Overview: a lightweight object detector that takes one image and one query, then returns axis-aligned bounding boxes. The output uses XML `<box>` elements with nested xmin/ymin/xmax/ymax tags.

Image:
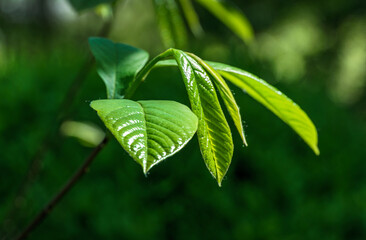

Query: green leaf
<box><xmin>172</xmin><ymin>49</ymin><xmax>233</xmax><ymax>186</ymax></box>
<box><xmin>187</xmin><ymin>53</ymin><xmax>247</xmax><ymax>146</ymax></box>
<box><xmin>178</xmin><ymin>0</ymin><xmax>203</xmax><ymax>37</ymax></box>
<box><xmin>153</xmin><ymin>0</ymin><xmax>188</xmax><ymax>48</ymax></box>
<box><xmin>68</xmin><ymin>0</ymin><xmax>114</xmax><ymax>11</ymax></box>
<box><xmin>60</xmin><ymin>121</ymin><xmax>105</xmax><ymax>147</ymax></box>
<box><xmin>194</xmin><ymin>0</ymin><xmax>254</xmax><ymax>44</ymax></box>
<box><xmin>89</xmin><ymin>37</ymin><xmax>149</xmax><ymax>99</ymax></box>
<box><xmin>90</xmin><ymin>99</ymin><xmax>198</xmax><ymax>173</ymax></box>
<box><xmin>210</xmin><ymin>62</ymin><xmax>319</xmax><ymax>155</ymax></box>
<box><xmin>155</xmin><ymin>59</ymin><xmax>319</xmax><ymax>154</ymax></box>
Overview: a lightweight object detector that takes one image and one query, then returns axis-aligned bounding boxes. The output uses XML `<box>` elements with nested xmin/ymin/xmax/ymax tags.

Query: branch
<box><xmin>0</xmin><ymin>20</ymin><xmax>114</xmax><ymax>237</ymax></box>
<box><xmin>14</xmin><ymin>137</ymin><xmax>109</xmax><ymax>240</ymax></box>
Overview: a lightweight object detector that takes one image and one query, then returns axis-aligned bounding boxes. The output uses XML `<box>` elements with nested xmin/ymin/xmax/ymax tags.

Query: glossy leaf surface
<box><xmin>68</xmin><ymin>0</ymin><xmax>114</xmax><ymax>11</ymax></box>
<box><xmin>194</xmin><ymin>0</ymin><xmax>254</xmax><ymax>44</ymax></box>
<box><xmin>210</xmin><ymin>62</ymin><xmax>319</xmax><ymax>155</ymax></box>
<box><xmin>90</xmin><ymin>99</ymin><xmax>198</xmax><ymax>173</ymax></box>
<box><xmin>172</xmin><ymin>49</ymin><xmax>233</xmax><ymax>186</ymax></box>
<box><xmin>187</xmin><ymin>53</ymin><xmax>247</xmax><ymax>145</ymax></box>
<box><xmin>155</xmin><ymin>59</ymin><xmax>319</xmax><ymax>154</ymax></box>
<box><xmin>89</xmin><ymin>37</ymin><xmax>149</xmax><ymax>99</ymax></box>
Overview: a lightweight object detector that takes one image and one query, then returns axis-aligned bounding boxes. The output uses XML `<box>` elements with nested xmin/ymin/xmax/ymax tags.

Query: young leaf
<box><xmin>90</xmin><ymin>99</ymin><xmax>198</xmax><ymax>173</ymax></box>
<box><xmin>209</xmin><ymin>62</ymin><xmax>319</xmax><ymax>155</ymax></box>
<box><xmin>155</xmin><ymin>59</ymin><xmax>319</xmax><ymax>154</ymax></box>
<box><xmin>187</xmin><ymin>53</ymin><xmax>247</xmax><ymax>146</ymax></box>
<box><xmin>172</xmin><ymin>49</ymin><xmax>233</xmax><ymax>186</ymax></box>
<box><xmin>153</xmin><ymin>0</ymin><xmax>188</xmax><ymax>48</ymax></box>
<box><xmin>194</xmin><ymin>0</ymin><xmax>254</xmax><ymax>44</ymax></box>
<box><xmin>89</xmin><ymin>37</ymin><xmax>149</xmax><ymax>99</ymax></box>
<box><xmin>68</xmin><ymin>0</ymin><xmax>114</xmax><ymax>12</ymax></box>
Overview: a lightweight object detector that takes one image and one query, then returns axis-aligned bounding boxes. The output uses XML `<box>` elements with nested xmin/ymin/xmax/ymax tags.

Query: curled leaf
<box><xmin>89</xmin><ymin>37</ymin><xmax>149</xmax><ymax>99</ymax></box>
<box><xmin>172</xmin><ymin>49</ymin><xmax>233</xmax><ymax>186</ymax></box>
<box><xmin>187</xmin><ymin>53</ymin><xmax>247</xmax><ymax>146</ymax></box>
<box><xmin>155</xmin><ymin>58</ymin><xmax>319</xmax><ymax>155</ymax></box>
<box><xmin>210</xmin><ymin>62</ymin><xmax>319</xmax><ymax>155</ymax></box>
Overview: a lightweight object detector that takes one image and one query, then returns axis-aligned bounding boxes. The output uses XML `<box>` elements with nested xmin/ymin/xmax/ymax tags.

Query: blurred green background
<box><xmin>1</xmin><ymin>0</ymin><xmax>366</xmax><ymax>239</ymax></box>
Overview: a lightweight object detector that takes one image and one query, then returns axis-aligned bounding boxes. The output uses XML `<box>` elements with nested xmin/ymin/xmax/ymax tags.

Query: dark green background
<box><xmin>1</xmin><ymin>0</ymin><xmax>366</xmax><ymax>239</ymax></box>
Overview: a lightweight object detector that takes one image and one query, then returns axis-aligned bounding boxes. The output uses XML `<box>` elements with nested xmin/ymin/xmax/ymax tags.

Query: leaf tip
<box><xmin>216</xmin><ymin>177</ymin><xmax>224</xmax><ymax>187</ymax></box>
<box><xmin>143</xmin><ymin>163</ymin><xmax>154</xmax><ymax>176</ymax></box>
<box><xmin>242</xmin><ymin>135</ymin><xmax>248</xmax><ymax>147</ymax></box>
<box><xmin>143</xmin><ymin>165</ymin><xmax>148</xmax><ymax>175</ymax></box>
<box><xmin>88</xmin><ymin>36</ymin><xmax>101</xmax><ymax>47</ymax></box>
<box><xmin>89</xmin><ymin>100</ymin><xmax>99</xmax><ymax>111</ymax></box>
<box><xmin>313</xmin><ymin>145</ymin><xmax>320</xmax><ymax>156</ymax></box>
<box><xmin>216</xmin><ymin>175</ymin><xmax>224</xmax><ymax>187</ymax></box>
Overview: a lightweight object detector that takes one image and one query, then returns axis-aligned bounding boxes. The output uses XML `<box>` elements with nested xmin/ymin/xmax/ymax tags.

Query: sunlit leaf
<box><xmin>194</xmin><ymin>0</ymin><xmax>254</xmax><ymax>44</ymax></box>
<box><xmin>172</xmin><ymin>49</ymin><xmax>233</xmax><ymax>186</ymax></box>
<box><xmin>153</xmin><ymin>0</ymin><xmax>188</xmax><ymax>48</ymax></box>
<box><xmin>209</xmin><ymin>62</ymin><xmax>319</xmax><ymax>155</ymax></box>
<box><xmin>89</xmin><ymin>37</ymin><xmax>149</xmax><ymax>99</ymax></box>
<box><xmin>90</xmin><ymin>99</ymin><xmax>198</xmax><ymax>173</ymax></box>
<box><xmin>68</xmin><ymin>0</ymin><xmax>114</xmax><ymax>11</ymax></box>
<box><xmin>155</xmin><ymin>58</ymin><xmax>319</xmax><ymax>154</ymax></box>
<box><xmin>187</xmin><ymin>53</ymin><xmax>247</xmax><ymax>145</ymax></box>
<box><xmin>60</xmin><ymin>121</ymin><xmax>105</xmax><ymax>147</ymax></box>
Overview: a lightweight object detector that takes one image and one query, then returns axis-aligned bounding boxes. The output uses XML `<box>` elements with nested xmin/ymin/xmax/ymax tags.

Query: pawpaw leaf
<box><xmin>90</xmin><ymin>99</ymin><xmax>198</xmax><ymax>173</ymax></box>
<box><xmin>172</xmin><ymin>49</ymin><xmax>233</xmax><ymax>186</ymax></box>
<box><xmin>209</xmin><ymin>62</ymin><xmax>319</xmax><ymax>155</ymax></box>
<box><xmin>153</xmin><ymin>0</ymin><xmax>188</xmax><ymax>48</ymax></box>
<box><xmin>89</xmin><ymin>37</ymin><xmax>149</xmax><ymax>99</ymax></box>
<box><xmin>194</xmin><ymin>0</ymin><xmax>254</xmax><ymax>44</ymax></box>
<box><xmin>155</xmin><ymin>58</ymin><xmax>319</xmax><ymax>155</ymax></box>
<box><xmin>187</xmin><ymin>53</ymin><xmax>247</xmax><ymax>146</ymax></box>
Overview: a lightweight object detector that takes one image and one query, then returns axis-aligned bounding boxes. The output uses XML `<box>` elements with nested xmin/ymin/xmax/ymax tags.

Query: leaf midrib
<box><xmin>219</xmin><ymin>70</ymin><xmax>318</xmax><ymax>152</ymax></box>
<box><xmin>134</xmin><ymin>101</ymin><xmax>149</xmax><ymax>172</ymax></box>
<box><xmin>183</xmin><ymin>54</ymin><xmax>220</xmax><ymax>179</ymax></box>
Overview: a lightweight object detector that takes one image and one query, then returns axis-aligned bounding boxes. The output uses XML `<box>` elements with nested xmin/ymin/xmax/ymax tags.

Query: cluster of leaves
<box><xmin>152</xmin><ymin>0</ymin><xmax>254</xmax><ymax>47</ymax></box>
<box><xmin>89</xmin><ymin>37</ymin><xmax>319</xmax><ymax>186</ymax></box>
<box><xmin>68</xmin><ymin>0</ymin><xmax>254</xmax><ymax>48</ymax></box>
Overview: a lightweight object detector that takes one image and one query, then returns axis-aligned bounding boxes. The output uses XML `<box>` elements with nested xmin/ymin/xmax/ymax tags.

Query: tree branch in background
<box><xmin>0</xmin><ymin>19</ymin><xmax>113</xmax><ymax>239</ymax></box>
<box><xmin>14</xmin><ymin>137</ymin><xmax>109</xmax><ymax>240</ymax></box>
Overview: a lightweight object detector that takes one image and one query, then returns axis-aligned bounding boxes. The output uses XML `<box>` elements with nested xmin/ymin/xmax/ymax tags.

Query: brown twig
<box><xmin>0</xmin><ymin>19</ymin><xmax>113</xmax><ymax>238</ymax></box>
<box><xmin>14</xmin><ymin>137</ymin><xmax>109</xmax><ymax>240</ymax></box>
<box><xmin>2</xmin><ymin>2</ymin><xmax>121</xmax><ymax>238</ymax></box>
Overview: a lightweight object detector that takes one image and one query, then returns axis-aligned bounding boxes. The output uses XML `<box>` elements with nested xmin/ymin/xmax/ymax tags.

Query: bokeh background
<box><xmin>1</xmin><ymin>0</ymin><xmax>366</xmax><ymax>239</ymax></box>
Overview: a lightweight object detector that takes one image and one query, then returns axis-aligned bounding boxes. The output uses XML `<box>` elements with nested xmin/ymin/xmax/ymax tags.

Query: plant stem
<box><xmin>124</xmin><ymin>48</ymin><xmax>174</xmax><ymax>99</ymax></box>
<box><xmin>14</xmin><ymin>137</ymin><xmax>109</xmax><ymax>240</ymax></box>
<box><xmin>0</xmin><ymin>19</ymin><xmax>114</xmax><ymax>239</ymax></box>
